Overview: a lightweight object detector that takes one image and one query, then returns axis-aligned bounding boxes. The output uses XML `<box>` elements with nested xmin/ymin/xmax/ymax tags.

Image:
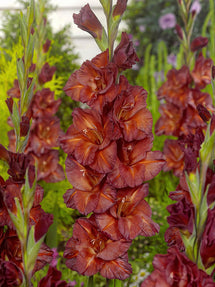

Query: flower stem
<box><xmin>87</xmin><ymin>276</ymin><xmax>94</xmax><ymax>287</ymax></box>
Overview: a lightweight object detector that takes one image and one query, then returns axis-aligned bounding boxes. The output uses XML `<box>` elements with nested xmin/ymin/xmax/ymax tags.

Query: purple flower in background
<box><xmin>167</xmin><ymin>54</ymin><xmax>177</xmax><ymax>67</ymax></box>
<box><xmin>190</xmin><ymin>1</ymin><xmax>201</xmax><ymax>15</ymax></box>
<box><xmin>128</xmin><ymin>33</ymin><xmax>133</xmax><ymax>40</ymax></box>
<box><xmin>68</xmin><ymin>281</ymin><xmax>77</xmax><ymax>287</ymax></box>
<box><xmin>159</xmin><ymin>13</ymin><xmax>176</xmax><ymax>30</ymax></box>
<box><xmin>139</xmin><ymin>25</ymin><xmax>146</xmax><ymax>32</ymax></box>
<box><xmin>134</xmin><ymin>40</ymin><xmax>140</xmax><ymax>47</ymax></box>
<box><xmin>154</xmin><ymin>71</ymin><xmax>165</xmax><ymax>82</ymax></box>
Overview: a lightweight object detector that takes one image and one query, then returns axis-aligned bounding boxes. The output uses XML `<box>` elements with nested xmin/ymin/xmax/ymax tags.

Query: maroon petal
<box><xmin>100</xmin><ymin>254</ymin><xmax>132</xmax><ymax>280</ymax></box>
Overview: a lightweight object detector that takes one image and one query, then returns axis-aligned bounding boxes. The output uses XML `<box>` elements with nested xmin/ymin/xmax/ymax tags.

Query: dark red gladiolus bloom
<box><xmin>31</xmin><ymin>207</ymin><xmax>53</xmax><ymax>242</ymax></box>
<box><xmin>107</xmin><ymin>138</ymin><xmax>165</xmax><ymax>188</ymax></box>
<box><xmin>31</xmin><ymin>150</ymin><xmax>65</xmax><ymax>182</ymax></box>
<box><xmin>32</xmin><ymin>88</ymin><xmax>61</xmax><ymax>118</ymax></box>
<box><xmin>95</xmin><ymin>184</ymin><xmax>159</xmax><ymax>240</ymax></box>
<box><xmin>163</xmin><ymin>139</ymin><xmax>184</xmax><ymax>177</ymax></box>
<box><xmin>65</xmin><ymin>156</ymin><xmax>104</xmax><ymax>191</ymax></box>
<box><xmin>8</xmin><ymin>152</ymin><xmax>34</xmax><ymax>184</ymax></box>
<box><xmin>0</xmin><ymin>190</ymin><xmax>13</xmax><ymax>228</ymax></box>
<box><xmin>200</xmin><ymin>208</ymin><xmax>215</xmax><ymax>270</ymax></box>
<box><xmin>60</xmin><ymin>108</ymin><xmax>118</xmax><ymax>172</ymax></box>
<box><xmin>7</xmin><ymin>79</ymin><xmax>20</xmax><ymax>98</ymax></box>
<box><xmin>113</xmin><ymin>0</ymin><xmax>127</xmax><ymax>17</ymax></box>
<box><xmin>190</xmin><ymin>36</ymin><xmax>208</xmax><ymax>52</ymax></box>
<box><xmin>64</xmin><ymin>216</ymin><xmax>132</xmax><ymax>280</ymax></box>
<box><xmin>0</xmin><ymin>259</ymin><xmax>23</xmax><ymax>287</ymax></box>
<box><xmin>113</xmin><ymin>32</ymin><xmax>139</xmax><ymax>71</ymax></box>
<box><xmin>64</xmin><ymin>156</ymin><xmax>117</xmax><ymax>215</ymax></box>
<box><xmin>191</xmin><ymin>53</ymin><xmax>213</xmax><ymax>89</ymax></box>
<box><xmin>113</xmin><ymin>76</ymin><xmax>152</xmax><ymax>141</ymax></box>
<box><xmin>164</xmin><ymin>175</ymin><xmax>200</xmax><ymax>250</ymax></box>
<box><xmin>63</xmin><ymin>50</ymin><xmax>118</xmax><ymax>113</ymax></box>
<box><xmin>157</xmin><ymin>65</ymin><xmax>192</xmax><ymax>108</ymax></box>
<box><xmin>64</xmin><ymin>183</ymin><xmax>116</xmax><ymax>216</ymax></box>
<box><xmin>166</xmin><ymin>197</ymin><xmax>194</xmax><ymax>233</ymax></box>
<box><xmin>28</xmin><ymin>117</ymin><xmax>62</xmax><ymax>154</ymax></box>
<box><xmin>38</xmin><ymin>266</ymin><xmax>68</xmax><ymax>287</ymax></box>
<box><xmin>164</xmin><ymin>226</ymin><xmax>185</xmax><ymax>251</ymax></box>
<box><xmin>38</xmin><ymin>63</ymin><xmax>56</xmax><ymax>85</ymax></box>
<box><xmin>73</xmin><ymin>4</ymin><xmax>103</xmax><ymax>40</ymax></box>
<box><xmin>155</xmin><ymin>102</ymin><xmax>183</xmax><ymax>136</ymax></box>
<box><xmin>141</xmin><ymin>247</ymin><xmax>215</xmax><ymax>287</ymax></box>
<box><xmin>0</xmin><ymin>146</ymin><xmax>35</xmax><ymax>184</ymax></box>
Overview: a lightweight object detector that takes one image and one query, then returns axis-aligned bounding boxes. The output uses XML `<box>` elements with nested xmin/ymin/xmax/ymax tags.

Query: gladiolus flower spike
<box><xmin>61</xmin><ymin>1</ymin><xmax>165</xmax><ymax>281</ymax></box>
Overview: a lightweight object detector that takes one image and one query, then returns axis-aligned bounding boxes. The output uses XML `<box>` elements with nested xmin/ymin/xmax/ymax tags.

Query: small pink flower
<box><xmin>139</xmin><ymin>25</ymin><xmax>146</xmax><ymax>32</ymax></box>
<box><xmin>167</xmin><ymin>54</ymin><xmax>177</xmax><ymax>67</ymax></box>
<box><xmin>68</xmin><ymin>280</ymin><xmax>77</xmax><ymax>287</ymax></box>
<box><xmin>190</xmin><ymin>1</ymin><xmax>201</xmax><ymax>15</ymax></box>
<box><xmin>159</xmin><ymin>13</ymin><xmax>176</xmax><ymax>30</ymax></box>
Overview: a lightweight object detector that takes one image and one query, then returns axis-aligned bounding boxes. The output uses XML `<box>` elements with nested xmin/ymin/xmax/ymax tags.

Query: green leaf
<box><xmin>8</xmin><ymin>197</ymin><xmax>25</xmax><ymax>241</ymax></box>
<box><xmin>20</xmin><ymin>12</ymin><xmax>28</xmax><ymax>46</ymax></box>
<box><xmin>27</xmin><ymin>0</ymin><xmax>35</xmax><ymax>29</ymax></box>
<box><xmin>25</xmin><ymin>33</ymin><xmax>35</xmax><ymax>69</ymax></box>
<box><xmin>198</xmin><ymin>185</ymin><xmax>209</xmax><ymax>234</ymax></box>
<box><xmin>200</xmin><ymin>122</ymin><xmax>215</xmax><ymax>166</ymax></box>
<box><xmin>114</xmin><ymin>279</ymin><xmax>122</xmax><ymax>287</ymax></box>
<box><xmin>17</xmin><ymin>58</ymin><xmax>25</xmax><ymax>93</ymax></box>
<box><xmin>99</xmin><ymin>0</ymin><xmax>112</xmax><ymax>17</ymax></box>
<box><xmin>22</xmin><ymin>77</ymin><xmax>35</xmax><ymax>113</ymax></box>
<box><xmin>11</xmin><ymin>101</ymin><xmax>20</xmax><ymax>138</ymax></box>
<box><xmin>205</xmin><ymin>262</ymin><xmax>215</xmax><ymax>275</ymax></box>
<box><xmin>26</xmin><ymin>225</ymin><xmax>45</xmax><ymax>273</ymax></box>
<box><xmin>22</xmin><ymin>165</ymin><xmax>37</xmax><ymax>211</ymax></box>
<box><xmin>185</xmin><ymin>170</ymin><xmax>200</xmax><ymax>207</ymax></box>
<box><xmin>180</xmin><ymin>232</ymin><xmax>195</xmax><ymax>262</ymax></box>
<box><xmin>95</xmin><ymin>28</ymin><xmax>108</xmax><ymax>51</ymax></box>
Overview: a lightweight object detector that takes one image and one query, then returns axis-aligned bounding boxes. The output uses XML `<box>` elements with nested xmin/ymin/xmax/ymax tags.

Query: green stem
<box><xmin>22</xmin><ymin>207</ymin><xmax>31</xmax><ymax>287</ymax></box>
<box><xmin>87</xmin><ymin>276</ymin><xmax>94</xmax><ymax>287</ymax></box>
<box><xmin>194</xmin><ymin>162</ymin><xmax>208</xmax><ymax>265</ymax></box>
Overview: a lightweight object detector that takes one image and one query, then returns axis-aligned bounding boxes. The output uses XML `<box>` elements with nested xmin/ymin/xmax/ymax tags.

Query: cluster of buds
<box><xmin>7</xmin><ymin>57</ymin><xmax>65</xmax><ymax>183</ymax></box>
<box><xmin>60</xmin><ymin>0</ymin><xmax>165</xmax><ymax>281</ymax></box>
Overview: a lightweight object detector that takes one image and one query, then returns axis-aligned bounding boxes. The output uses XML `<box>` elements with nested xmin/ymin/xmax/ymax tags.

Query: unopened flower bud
<box><xmin>5</xmin><ymin>98</ymin><xmax>13</xmax><ymax>114</ymax></box>
<box><xmin>73</xmin><ymin>4</ymin><xmax>103</xmax><ymax>40</ymax></box>
<box><xmin>175</xmin><ymin>24</ymin><xmax>183</xmax><ymax>40</ymax></box>
<box><xmin>43</xmin><ymin>39</ymin><xmax>51</xmax><ymax>53</ymax></box>
<box><xmin>212</xmin><ymin>66</ymin><xmax>215</xmax><ymax>80</ymax></box>
<box><xmin>20</xmin><ymin>116</ymin><xmax>30</xmax><ymax>137</ymax></box>
<box><xmin>113</xmin><ymin>0</ymin><xmax>127</xmax><ymax>18</ymax></box>
<box><xmin>197</xmin><ymin>104</ymin><xmax>211</xmax><ymax>122</ymax></box>
<box><xmin>191</xmin><ymin>36</ymin><xmax>208</xmax><ymax>52</ymax></box>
